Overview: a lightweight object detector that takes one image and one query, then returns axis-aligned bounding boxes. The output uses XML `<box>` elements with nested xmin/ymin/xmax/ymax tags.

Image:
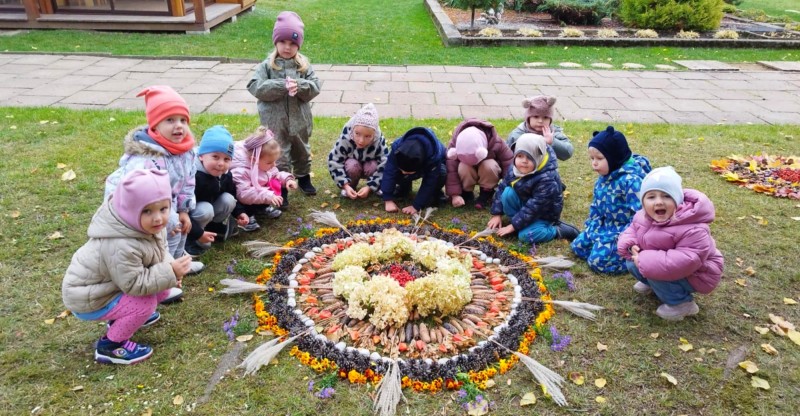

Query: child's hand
<box><xmin>630</xmin><ymin>245</ymin><xmax>641</xmax><ymax>256</ymax></box>
<box><xmin>384</xmin><ymin>200</ymin><xmax>399</xmax><ymax>213</ymax></box>
<box><xmin>343</xmin><ymin>184</ymin><xmax>358</xmax><ymax>199</ymax></box>
<box><xmin>198</xmin><ymin>231</ymin><xmax>216</xmax><ymax>244</ymax></box>
<box><xmin>237</xmin><ymin>213</ymin><xmax>250</xmax><ymax>226</ymax></box>
<box><xmin>356</xmin><ymin>186</ymin><xmax>371</xmax><ymax>198</ymax></box>
<box><xmin>178</xmin><ymin>212</ymin><xmax>192</xmax><ymax>235</ymax></box>
<box><xmin>285</xmin><ymin>77</ymin><xmax>298</xmax><ymax>96</ymax></box>
<box><xmin>497</xmin><ymin>224</ymin><xmax>515</xmax><ymax>237</ymax></box>
<box><xmin>401</xmin><ymin>205</ymin><xmax>418</xmax><ymax>215</ymax></box>
<box><xmin>451</xmin><ymin>195</ymin><xmax>465</xmax><ymax>208</ymax></box>
<box><xmin>171</xmin><ymin>255</ymin><xmax>192</xmax><ymax>279</ymax></box>
<box><xmin>542</xmin><ymin>124</ymin><xmax>554</xmax><ymax>145</ymax></box>
<box><xmin>286</xmin><ymin>179</ymin><xmax>298</xmax><ymax>190</ymax></box>
<box><xmin>270</xmin><ymin>194</ymin><xmax>284</xmax><ymax>207</ymax></box>
<box><xmin>487</xmin><ymin>215</ymin><xmax>503</xmax><ymax>229</ymax></box>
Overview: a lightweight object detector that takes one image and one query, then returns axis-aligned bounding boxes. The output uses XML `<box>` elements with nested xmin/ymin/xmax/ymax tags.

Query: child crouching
<box><xmin>327</xmin><ymin>103</ymin><xmax>388</xmax><ymax>199</ymax></box>
<box><xmin>63</xmin><ymin>169</ymin><xmax>190</xmax><ymax>364</ymax></box>
<box><xmin>617</xmin><ymin>167</ymin><xmax>724</xmax><ymax>321</ymax></box>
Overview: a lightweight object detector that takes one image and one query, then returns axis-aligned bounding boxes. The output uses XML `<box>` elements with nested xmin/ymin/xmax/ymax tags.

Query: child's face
<box><xmin>352</xmin><ymin>125</ymin><xmax>376</xmax><ymax>149</ymax></box>
<box><xmin>588</xmin><ymin>147</ymin><xmax>609</xmax><ymax>176</ymax></box>
<box><xmin>527</xmin><ymin>115</ymin><xmax>551</xmax><ymax>133</ymax></box>
<box><xmin>258</xmin><ymin>148</ymin><xmax>280</xmax><ymax>171</ymax></box>
<box><xmin>154</xmin><ymin>114</ymin><xmax>189</xmax><ymax>143</ymax></box>
<box><xmin>140</xmin><ymin>199</ymin><xmax>171</xmax><ymax>235</ymax></box>
<box><xmin>514</xmin><ymin>153</ymin><xmax>535</xmax><ymax>175</ymax></box>
<box><xmin>276</xmin><ymin>39</ymin><xmax>299</xmax><ymax>60</ymax></box>
<box><xmin>200</xmin><ymin>152</ymin><xmax>232</xmax><ymax>177</ymax></box>
<box><xmin>642</xmin><ymin>190</ymin><xmax>677</xmax><ymax>223</ymax></box>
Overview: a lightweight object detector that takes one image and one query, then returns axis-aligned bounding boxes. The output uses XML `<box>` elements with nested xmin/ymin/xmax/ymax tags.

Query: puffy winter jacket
<box><xmin>381</xmin><ymin>127</ymin><xmax>446</xmax><ymax>211</ymax></box>
<box><xmin>445</xmin><ymin>118</ymin><xmax>513</xmax><ymax>197</ymax></box>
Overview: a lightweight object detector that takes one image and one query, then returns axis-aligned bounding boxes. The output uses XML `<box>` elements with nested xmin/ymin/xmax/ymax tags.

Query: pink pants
<box><xmin>99</xmin><ymin>290</ymin><xmax>170</xmax><ymax>342</ymax></box>
<box><xmin>458</xmin><ymin>159</ymin><xmax>502</xmax><ymax>192</ymax></box>
<box><xmin>344</xmin><ymin>159</ymin><xmax>378</xmax><ymax>188</ymax></box>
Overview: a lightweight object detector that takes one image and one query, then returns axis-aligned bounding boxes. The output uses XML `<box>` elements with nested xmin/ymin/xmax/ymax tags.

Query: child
<box><xmin>381</xmin><ymin>127</ymin><xmax>446</xmax><ymax>215</ymax></box>
<box><xmin>570</xmin><ymin>126</ymin><xmax>652</xmax><ymax>274</ymax></box>
<box><xmin>507</xmin><ymin>95</ymin><xmax>574</xmax><ymax>161</ymax></box>
<box><xmin>63</xmin><ymin>169</ymin><xmax>190</xmax><ymax>364</ymax></box>
<box><xmin>327</xmin><ymin>103</ymin><xmax>388</xmax><ymax>199</ymax></box>
<box><xmin>487</xmin><ymin>133</ymin><xmax>579</xmax><ymax>243</ymax></box>
<box><xmin>247</xmin><ymin>11</ymin><xmax>321</xmax><ymax>197</ymax></box>
<box><xmin>617</xmin><ymin>167</ymin><xmax>724</xmax><ymax>321</ymax></box>
<box><xmin>445</xmin><ymin>118</ymin><xmax>513</xmax><ymax>210</ymax></box>
<box><xmin>231</xmin><ymin>126</ymin><xmax>298</xmax><ymax>231</ymax></box>
<box><xmin>185</xmin><ymin>126</ymin><xmax>250</xmax><ymax>256</ymax></box>
<box><xmin>104</xmin><ymin>85</ymin><xmax>204</xmax><ymax>275</ymax></box>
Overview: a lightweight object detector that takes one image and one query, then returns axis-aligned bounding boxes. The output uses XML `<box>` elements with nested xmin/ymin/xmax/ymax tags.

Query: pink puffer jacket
<box><xmin>617</xmin><ymin>189</ymin><xmax>724</xmax><ymax>294</ymax></box>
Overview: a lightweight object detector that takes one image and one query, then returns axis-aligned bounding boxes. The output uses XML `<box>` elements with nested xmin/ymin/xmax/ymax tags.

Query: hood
<box><xmin>122</xmin><ymin>125</ymin><xmax>170</xmax><ymax>157</ymax></box>
<box><xmin>605</xmin><ymin>154</ymin><xmax>651</xmax><ymax>181</ymax></box>
<box><xmin>661</xmin><ymin>189</ymin><xmax>716</xmax><ymax>227</ymax></box>
<box><xmin>395</xmin><ymin>127</ymin><xmax>444</xmax><ymax>163</ymax></box>
<box><xmin>87</xmin><ymin>200</ymin><xmax>152</xmax><ymax>240</ymax></box>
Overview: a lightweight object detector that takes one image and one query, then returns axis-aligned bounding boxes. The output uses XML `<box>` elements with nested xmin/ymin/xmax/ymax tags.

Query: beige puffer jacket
<box><xmin>62</xmin><ymin>200</ymin><xmax>177</xmax><ymax>313</ymax></box>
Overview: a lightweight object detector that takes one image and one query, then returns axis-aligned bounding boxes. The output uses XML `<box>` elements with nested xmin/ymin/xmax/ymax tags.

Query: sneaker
<box><xmin>474</xmin><ymin>189</ymin><xmax>494</xmax><ymax>210</ymax></box>
<box><xmin>224</xmin><ymin>218</ymin><xmax>240</xmax><ymax>240</ymax></box>
<box><xmin>264</xmin><ymin>206</ymin><xmax>282</xmax><ymax>219</ymax></box>
<box><xmin>633</xmin><ymin>281</ymin><xmax>653</xmax><ymax>295</ymax></box>
<box><xmin>555</xmin><ymin>221</ymin><xmax>580</xmax><ymax>241</ymax></box>
<box><xmin>297</xmin><ymin>175</ymin><xmax>317</xmax><ymax>196</ymax></box>
<box><xmin>187</xmin><ymin>261</ymin><xmax>205</xmax><ymax>275</ymax></box>
<box><xmin>240</xmin><ymin>217</ymin><xmax>260</xmax><ymax>232</ymax></box>
<box><xmin>108</xmin><ymin>311</ymin><xmax>160</xmax><ymax>329</ymax></box>
<box><xmin>95</xmin><ymin>337</ymin><xmax>153</xmax><ymax>365</ymax></box>
<box><xmin>160</xmin><ymin>287</ymin><xmax>184</xmax><ymax>304</ymax></box>
<box><xmin>656</xmin><ymin>301</ymin><xmax>699</xmax><ymax>321</ymax></box>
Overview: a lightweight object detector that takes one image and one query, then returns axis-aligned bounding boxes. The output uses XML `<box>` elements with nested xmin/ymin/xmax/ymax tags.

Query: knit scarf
<box><xmin>148</xmin><ymin>127</ymin><xmax>195</xmax><ymax>155</ymax></box>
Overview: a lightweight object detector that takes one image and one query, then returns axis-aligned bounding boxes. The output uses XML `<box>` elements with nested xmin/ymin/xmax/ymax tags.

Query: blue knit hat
<box><xmin>588</xmin><ymin>125</ymin><xmax>632</xmax><ymax>174</ymax></box>
<box><xmin>638</xmin><ymin>166</ymin><xmax>684</xmax><ymax>206</ymax></box>
<box><xmin>198</xmin><ymin>125</ymin><xmax>234</xmax><ymax>157</ymax></box>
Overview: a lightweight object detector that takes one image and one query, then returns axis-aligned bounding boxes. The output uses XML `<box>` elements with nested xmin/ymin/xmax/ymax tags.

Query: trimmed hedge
<box><xmin>619</xmin><ymin>0</ymin><xmax>724</xmax><ymax>31</ymax></box>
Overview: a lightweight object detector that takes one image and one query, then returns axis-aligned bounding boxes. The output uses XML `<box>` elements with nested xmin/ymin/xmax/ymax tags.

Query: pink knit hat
<box><xmin>137</xmin><ymin>85</ymin><xmax>190</xmax><ymax>128</ymax></box>
<box><xmin>523</xmin><ymin>95</ymin><xmax>556</xmax><ymax>121</ymax></box>
<box><xmin>447</xmin><ymin>126</ymin><xmax>488</xmax><ymax>166</ymax></box>
<box><xmin>112</xmin><ymin>169</ymin><xmax>172</xmax><ymax>233</ymax></box>
<box><xmin>272</xmin><ymin>11</ymin><xmax>304</xmax><ymax>49</ymax></box>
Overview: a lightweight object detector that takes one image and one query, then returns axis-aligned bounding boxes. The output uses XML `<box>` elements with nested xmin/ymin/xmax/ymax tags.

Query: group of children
<box><xmin>61</xmin><ymin>10</ymin><xmax>724</xmax><ymax>365</ymax></box>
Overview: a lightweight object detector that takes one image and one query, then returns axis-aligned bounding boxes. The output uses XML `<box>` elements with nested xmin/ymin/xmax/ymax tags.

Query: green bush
<box><xmin>619</xmin><ymin>0</ymin><xmax>724</xmax><ymax>31</ymax></box>
<box><xmin>507</xmin><ymin>0</ymin><xmax>544</xmax><ymax>12</ymax></box>
<box><xmin>537</xmin><ymin>0</ymin><xmax>620</xmax><ymax>25</ymax></box>
<box><xmin>721</xmin><ymin>4</ymin><xmax>736</xmax><ymax>13</ymax></box>
<box><xmin>722</xmin><ymin>0</ymin><xmax>742</xmax><ymax>5</ymax></box>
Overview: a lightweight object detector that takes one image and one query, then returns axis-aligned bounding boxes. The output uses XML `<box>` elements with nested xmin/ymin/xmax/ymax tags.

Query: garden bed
<box><xmin>426</xmin><ymin>0</ymin><xmax>800</xmax><ymax>48</ymax></box>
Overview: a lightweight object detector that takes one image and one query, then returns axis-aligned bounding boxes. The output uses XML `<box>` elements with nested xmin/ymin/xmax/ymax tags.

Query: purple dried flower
<box><xmin>549</xmin><ymin>325</ymin><xmax>572</xmax><ymax>352</ymax></box>
<box><xmin>315</xmin><ymin>387</ymin><xmax>335</xmax><ymax>399</ymax></box>
<box><xmin>457</xmin><ymin>389</ymin><xmax>468</xmax><ymax>399</ymax></box>
<box><xmin>451</xmin><ymin>217</ymin><xmax>461</xmax><ymax>224</ymax></box>
<box><xmin>475</xmin><ymin>394</ymin><xmax>483</xmax><ymax>403</ymax></box>
<box><xmin>307</xmin><ymin>380</ymin><xmax>314</xmax><ymax>392</ymax></box>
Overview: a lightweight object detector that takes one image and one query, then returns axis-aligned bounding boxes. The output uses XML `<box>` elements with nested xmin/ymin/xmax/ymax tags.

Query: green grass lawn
<box><xmin>1</xmin><ymin>0</ymin><xmax>799</xmax><ymax>68</ymax></box>
<box><xmin>1</xmin><ymin>107</ymin><xmax>799</xmax><ymax>415</ymax></box>
<box><xmin>738</xmin><ymin>0</ymin><xmax>800</xmax><ymax>21</ymax></box>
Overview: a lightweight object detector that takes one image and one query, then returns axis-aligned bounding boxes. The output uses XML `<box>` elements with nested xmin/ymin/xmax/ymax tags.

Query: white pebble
<box><xmin>424</xmin><ymin>358</ymin><xmax>433</xmax><ymax>366</ymax></box>
<box><xmin>492</xmin><ymin>258</ymin><xmax>501</xmax><ymax>264</ymax></box>
<box><xmin>298</xmin><ymin>258</ymin><xmax>309</xmax><ymax>264</ymax></box>
<box><xmin>480</xmin><ymin>254</ymin><xmax>488</xmax><ymax>261</ymax></box>
<box><xmin>304</xmin><ymin>252</ymin><xmax>316</xmax><ymax>260</ymax></box>
<box><xmin>438</xmin><ymin>358</ymin><xmax>449</xmax><ymax>366</ymax></box>
<box><xmin>370</xmin><ymin>352</ymin><xmax>382</xmax><ymax>362</ymax></box>
<box><xmin>293</xmin><ymin>309</ymin><xmax>303</xmax><ymax>316</ymax></box>
<box><xmin>312</xmin><ymin>247</ymin><xmax>322</xmax><ymax>253</ymax></box>
<box><xmin>485</xmin><ymin>257</ymin><xmax>493</xmax><ymax>264</ymax></box>
<box><xmin>286</xmin><ymin>289</ymin><xmax>295</xmax><ymax>298</ymax></box>
<box><xmin>315</xmin><ymin>334</ymin><xmax>327</xmax><ymax>342</ymax></box>
<box><xmin>288</xmin><ymin>273</ymin><xmax>297</xmax><ymax>281</ymax></box>
<box><xmin>358</xmin><ymin>348</ymin><xmax>371</xmax><ymax>357</ymax></box>
<box><xmin>289</xmin><ymin>280</ymin><xmax>298</xmax><ymax>288</ymax></box>
<box><xmin>508</xmin><ymin>275</ymin><xmax>518</xmax><ymax>285</ymax></box>
<box><xmin>477</xmin><ymin>340</ymin><xmax>487</xmax><ymax>347</ymax></box>
<box><xmin>292</xmin><ymin>265</ymin><xmax>302</xmax><ymax>273</ymax></box>
<box><xmin>346</xmin><ymin>346</ymin><xmax>356</xmax><ymax>354</ymax></box>
<box><xmin>335</xmin><ymin>342</ymin><xmax>347</xmax><ymax>352</ymax></box>
<box><xmin>287</xmin><ymin>298</ymin><xmax>296</xmax><ymax>307</ymax></box>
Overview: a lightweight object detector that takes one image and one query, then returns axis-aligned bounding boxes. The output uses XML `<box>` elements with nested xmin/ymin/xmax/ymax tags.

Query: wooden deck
<box><xmin>0</xmin><ymin>2</ymin><xmax>254</xmax><ymax>32</ymax></box>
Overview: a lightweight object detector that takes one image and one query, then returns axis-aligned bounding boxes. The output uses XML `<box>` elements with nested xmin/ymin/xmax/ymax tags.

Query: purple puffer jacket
<box><xmin>445</xmin><ymin>119</ymin><xmax>513</xmax><ymax>197</ymax></box>
<box><xmin>617</xmin><ymin>189</ymin><xmax>724</xmax><ymax>294</ymax></box>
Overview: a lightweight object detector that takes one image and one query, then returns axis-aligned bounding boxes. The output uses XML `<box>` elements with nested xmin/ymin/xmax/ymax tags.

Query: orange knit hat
<box><xmin>137</xmin><ymin>85</ymin><xmax>190</xmax><ymax>127</ymax></box>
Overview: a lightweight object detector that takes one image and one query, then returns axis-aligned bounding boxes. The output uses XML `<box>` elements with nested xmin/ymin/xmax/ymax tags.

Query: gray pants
<box><xmin>167</xmin><ymin>209</ymin><xmax>187</xmax><ymax>258</ymax></box>
<box><xmin>189</xmin><ymin>193</ymin><xmax>237</xmax><ymax>248</ymax></box>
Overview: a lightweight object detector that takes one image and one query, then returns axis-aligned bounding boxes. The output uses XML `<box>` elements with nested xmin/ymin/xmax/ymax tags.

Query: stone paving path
<box><xmin>2</xmin><ymin>53</ymin><xmax>800</xmax><ymax>125</ymax></box>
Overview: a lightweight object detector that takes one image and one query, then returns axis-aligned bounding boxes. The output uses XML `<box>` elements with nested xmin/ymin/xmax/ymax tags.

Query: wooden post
<box><xmin>193</xmin><ymin>0</ymin><xmax>206</xmax><ymax>25</ymax></box>
<box><xmin>23</xmin><ymin>0</ymin><xmax>41</xmax><ymax>20</ymax></box>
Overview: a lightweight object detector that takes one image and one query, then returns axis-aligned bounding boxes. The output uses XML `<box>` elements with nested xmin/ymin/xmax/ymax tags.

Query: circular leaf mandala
<box><xmin>711</xmin><ymin>154</ymin><xmax>800</xmax><ymax>199</ymax></box>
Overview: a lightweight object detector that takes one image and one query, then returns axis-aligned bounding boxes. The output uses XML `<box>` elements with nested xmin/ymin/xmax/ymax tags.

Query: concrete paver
<box><xmin>1</xmin><ymin>54</ymin><xmax>799</xmax><ymax>125</ymax></box>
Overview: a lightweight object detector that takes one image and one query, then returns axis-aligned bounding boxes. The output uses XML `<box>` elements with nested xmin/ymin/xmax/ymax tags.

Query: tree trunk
<box><xmin>470</xmin><ymin>6</ymin><xmax>476</xmax><ymax>28</ymax></box>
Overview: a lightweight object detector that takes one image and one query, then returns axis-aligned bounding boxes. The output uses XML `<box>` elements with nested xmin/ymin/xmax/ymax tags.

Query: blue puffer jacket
<box><xmin>381</xmin><ymin>127</ymin><xmax>446</xmax><ymax>211</ymax></box>
<box><xmin>490</xmin><ymin>146</ymin><xmax>563</xmax><ymax>231</ymax></box>
<box><xmin>571</xmin><ymin>154</ymin><xmax>651</xmax><ymax>273</ymax></box>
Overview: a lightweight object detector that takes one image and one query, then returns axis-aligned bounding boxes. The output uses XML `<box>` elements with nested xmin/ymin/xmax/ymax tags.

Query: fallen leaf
<box><xmin>679</xmin><ymin>337</ymin><xmax>689</xmax><ymax>344</ymax></box>
<box><xmin>596</xmin><ymin>342</ymin><xmax>608</xmax><ymax>352</ymax></box>
<box><xmin>173</xmin><ymin>395</ymin><xmax>184</xmax><ymax>406</ymax></box>
<box><xmin>738</xmin><ymin>360</ymin><xmax>759</xmax><ymax>374</ymax></box>
<box><xmin>519</xmin><ymin>392</ymin><xmax>537</xmax><ymax>406</ymax></box>
<box><xmin>744</xmin><ymin>267</ymin><xmax>756</xmax><ymax>276</ymax></box>
<box><xmin>595</xmin><ymin>396</ymin><xmax>606</xmax><ymax>404</ymax></box>
<box><xmin>141</xmin><ymin>408</ymin><xmax>153</xmax><ymax>416</ymax></box>
<box><xmin>758</xmin><ymin>218</ymin><xmax>768</xmax><ymax>225</ymax></box>
<box><xmin>653</xmin><ymin>351</ymin><xmax>662</xmax><ymax>357</ymax></box>
<box><xmin>10</xmin><ymin>210</ymin><xmax>20</xmax><ymax>218</ymax></box>
<box><xmin>761</xmin><ymin>344</ymin><xmax>778</xmax><ymax>355</ymax></box>
<box><xmin>771</xmin><ymin>324</ymin><xmax>787</xmax><ymax>336</ymax></box>
<box><xmin>320</xmin><ymin>202</ymin><xmax>329</xmax><ymax>208</ymax></box>
<box><xmin>71</xmin><ymin>385</ymin><xmax>84</xmax><ymax>392</ymax></box>
<box><xmin>236</xmin><ymin>334</ymin><xmax>254</xmax><ymax>342</ymax></box>
<box><xmin>484</xmin><ymin>379</ymin><xmax>496</xmax><ymax>388</ymax></box>
<box><xmin>735</xmin><ymin>257</ymin><xmax>744</xmax><ymax>267</ymax></box>
<box><xmin>678</xmin><ymin>343</ymin><xmax>694</xmax><ymax>352</ymax></box>
<box><xmin>61</xmin><ymin>169</ymin><xmax>76</xmax><ymax>181</ymax></box>
<box><xmin>660</xmin><ymin>372</ymin><xmax>677</xmax><ymax>385</ymax></box>
<box><xmin>791</xmin><ymin>217</ymin><xmax>800</xmax><ymax>221</ymax></box>
<box><xmin>784</xmin><ymin>298</ymin><xmax>798</xmax><ymax>305</ymax></box>
<box><xmin>137</xmin><ymin>384</ymin><xmax>144</xmax><ymax>389</ymax></box>
<box><xmin>332</xmin><ymin>204</ymin><xmax>341</xmax><ymax>210</ymax></box>
<box><xmin>751</xmin><ymin>376</ymin><xmax>770</xmax><ymax>390</ymax></box>
<box><xmin>788</xmin><ymin>329</ymin><xmax>800</xmax><ymax>346</ymax></box>
<box><xmin>754</xmin><ymin>326</ymin><xmax>770</xmax><ymax>335</ymax></box>
<box><xmin>47</xmin><ymin>231</ymin><xmax>63</xmax><ymax>240</ymax></box>
<box><xmin>44</xmin><ymin>318</ymin><xmax>55</xmax><ymax>324</ymax></box>
<box><xmin>56</xmin><ymin>163</ymin><xmax>67</xmax><ymax>169</ymax></box>
<box><xmin>694</xmin><ymin>357</ymin><xmax>704</xmax><ymax>362</ymax></box>
<box><xmin>769</xmin><ymin>314</ymin><xmax>795</xmax><ymax>331</ymax></box>
<box><xmin>594</xmin><ymin>378</ymin><xmax>607</xmax><ymax>388</ymax></box>
<box><xmin>735</xmin><ymin>278</ymin><xmax>748</xmax><ymax>287</ymax></box>
<box><xmin>650</xmin><ymin>333</ymin><xmax>659</xmax><ymax>339</ymax></box>
<box><xmin>466</xmin><ymin>402</ymin><xmax>488</xmax><ymax>416</ymax></box>
<box><xmin>57</xmin><ymin>310</ymin><xmax>71</xmax><ymax>319</ymax></box>
<box><xmin>569</xmin><ymin>372</ymin><xmax>585</xmax><ymax>385</ymax></box>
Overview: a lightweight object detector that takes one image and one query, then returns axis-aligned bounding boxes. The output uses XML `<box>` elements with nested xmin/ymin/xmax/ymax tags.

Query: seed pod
<box><xmin>404</xmin><ymin>322</ymin><xmax>413</xmax><ymax>343</ymax></box>
<box><xmin>442</xmin><ymin>323</ymin><xmax>457</xmax><ymax>334</ymax></box>
<box><xmin>448</xmin><ymin>318</ymin><xmax>464</xmax><ymax>333</ymax></box>
<box><xmin>413</xmin><ymin>323</ymin><xmax>420</xmax><ymax>340</ymax></box>
<box><xmin>419</xmin><ymin>323</ymin><xmax>431</xmax><ymax>343</ymax></box>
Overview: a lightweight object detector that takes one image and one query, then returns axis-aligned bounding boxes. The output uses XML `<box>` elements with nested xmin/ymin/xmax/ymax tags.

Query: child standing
<box><xmin>507</xmin><ymin>95</ymin><xmax>574</xmax><ymax>161</ymax></box>
<box><xmin>381</xmin><ymin>127</ymin><xmax>447</xmax><ymax>215</ymax></box>
<box><xmin>571</xmin><ymin>126</ymin><xmax>652</xmax><ymax>274</ymax></box>
<box><xmin>63</xmin><ymin>169</ymin><xmax>190</xmax><ymax>364</ymax></box>
<box><xmin>248</xmin><ymin>11</ymin><xmax>320</xmax><ymax>197</ymax></box>
<box><xmin>488</xmin><ymin>133</ymin><xmax>579</xmax><ymax>243</ymax></box>
<box><xmin>185</xmin><ymin>126</ymin><xmax>250</xmax><ymax>256</ymax></box>
<box><xmin>617</xmin><ymin>167</ymin><xmax>724</xmax><ymax>321</ymax></box>
<box><xmin>104</xmin><ymin>85</ymin><xmax>203</xmax><ymax>274</ymax></box>
<box><xmin>445</xmin><ymin>118</ymin><xmax>513</xmax><ymax>210</ymax></box>
<box><xmin>327</xmin><ymin>103</ymin><xmax>388</xmax><ymax>199</ymax></box>
<box><xmin>231</xmin><ymin>126</ymin><xmax>298</xmax><ymax>231</ymax></box>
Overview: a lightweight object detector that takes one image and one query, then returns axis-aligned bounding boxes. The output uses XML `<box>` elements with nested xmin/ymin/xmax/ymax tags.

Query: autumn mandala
<box><xmin>249</xmin><ymin>218</ymin><xmax>555</xmax><ymax>388</ymax></box>
<box><xmin>711</xmin><ymin>154</ymin><xmax>800</xmax><ymax>199</ymax></box>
